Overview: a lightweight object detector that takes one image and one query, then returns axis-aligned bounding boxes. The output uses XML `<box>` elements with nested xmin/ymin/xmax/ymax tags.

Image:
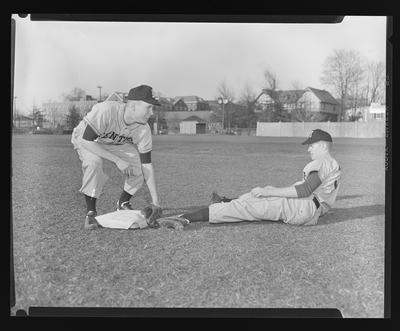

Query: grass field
<box><xmin>11</xmin><ymin>134</ymin><xmax>386</xmax><ymax>317</ymax></box>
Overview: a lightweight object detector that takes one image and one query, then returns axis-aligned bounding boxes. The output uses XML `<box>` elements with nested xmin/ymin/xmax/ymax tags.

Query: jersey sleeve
<box><xmin>295</xmin><ymin>171</ymin><xmax>322</xmax><ymax>198</ymax></box>
<box><xmin>83</xmin><ymin>103</ymin><xmax>112</xmax><ymax>136</ymax></box>
<box><xmin>136</xmin><ymin>124</ymin><xmax>152</xmax><ymax>153</ymax></box>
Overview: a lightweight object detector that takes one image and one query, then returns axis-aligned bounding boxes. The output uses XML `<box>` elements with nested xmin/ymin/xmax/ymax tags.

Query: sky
<box><xmin>12</xmin><ymin>15</ymin><xmax>387</xmax><ymax>115</ymax></box>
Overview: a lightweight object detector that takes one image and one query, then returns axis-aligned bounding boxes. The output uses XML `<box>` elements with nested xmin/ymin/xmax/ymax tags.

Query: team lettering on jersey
<box><xmin>100</xmin><ymin>131</ymin><xmax>134</xmax><ymax>144</ymax></box>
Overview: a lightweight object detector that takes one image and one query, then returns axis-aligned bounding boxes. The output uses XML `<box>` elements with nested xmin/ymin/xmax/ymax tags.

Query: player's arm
<box><xmin>251</xmin><ymin>171</ymin><xmax>322</xmax><ymax>198</ymax></box>
<box><xmin>139</xmin><ymin>152</ymin><xmax>160</xmax><ymax>207</ymax></box>
<box><xmin>78</xmin><ymin>124</ymin><xmax>120</xmax><ymax>164</ymax></box>
<box><xmin>79</xmin><ymin>125</ymin><xmax>132</xmax><ymax>174</ymax></box>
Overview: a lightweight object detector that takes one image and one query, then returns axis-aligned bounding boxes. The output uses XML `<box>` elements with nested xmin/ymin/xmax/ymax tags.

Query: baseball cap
<box><xmin>301</xmin><ymin>129</ymin><xmax>333</xmax><ymax>145</ymax></box>
<box><xmin>126</xmin><ymin>85</ymin><xmax>161</xmax><ymax>106</ymax></box>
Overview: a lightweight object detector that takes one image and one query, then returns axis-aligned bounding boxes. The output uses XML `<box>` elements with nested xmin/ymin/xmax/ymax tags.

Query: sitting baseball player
<box><xmin>156</xmin><ymin>129</ymin><xmax>341</xmax><ymax>229</ymax></box>
<box><xmin>71</xmin><ymin>85</ymin><xmax>162</xmax><ymax>229</ymax></box>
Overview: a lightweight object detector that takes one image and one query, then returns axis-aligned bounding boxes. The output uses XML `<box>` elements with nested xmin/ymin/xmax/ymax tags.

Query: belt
<box><xmin>312</xmin><ymin>196</ymin><xmax>320</xmax><ymax>209</ymax></box>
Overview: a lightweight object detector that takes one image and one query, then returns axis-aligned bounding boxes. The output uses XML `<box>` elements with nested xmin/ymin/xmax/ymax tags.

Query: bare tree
<box><xmin>291</xmin><ymin>80</ymin><xmax>304</xmax><ymax>90</ymax></box>
<box><xmin>367</xmin><ymin>61</ymin><xmax>385</xmax><ymax>104</ymax></box>
<box><xmin>216</xmin><ymin>80</ymin><xmax>235</xmax><ymax>101</ymax></box>
<box><xmin>62</xmin><ymin>87</ymin><xmax>87</xmax><ymax>101</ymax></box>
<box><xmin>320</xmin><ymin>49</ymin><xmax>364</xmax><ymax>121</ymax></box>
<box><xmin>263</xmin><ymin>69</ymin><xmax>279</xmax><ymax>90</ymax></box>
<box><xmin>238</xmin><ymin>83</ymin><xmax>258</xmax><ymax>131</ymax></box>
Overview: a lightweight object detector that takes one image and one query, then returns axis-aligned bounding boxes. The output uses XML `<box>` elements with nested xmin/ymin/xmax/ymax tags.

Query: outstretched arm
<box><xmin>140</xmin><ymin>152</ymin><xmax>160</xmax><ymax>207</ymax></box>
<box><xmin>251</xmin><ymin>171</ymin><xmax>322</xmax><ymax>198</ymax></box>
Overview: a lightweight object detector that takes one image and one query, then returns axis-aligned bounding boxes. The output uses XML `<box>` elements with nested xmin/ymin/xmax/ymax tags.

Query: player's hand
<box><xmin>116</xmin><ymin>159</ymin><xmax>135</xmax><ymax>177</ymax></box>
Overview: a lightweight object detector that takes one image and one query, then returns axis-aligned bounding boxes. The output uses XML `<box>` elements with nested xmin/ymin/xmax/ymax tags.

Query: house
<box><xmin>42</xmin><ymin>99</ymin><xmax>98</xmax><ymax>128</ymax></box>
<box><xmin>171</xmin><ymin>98</ymin><xmax>188</xmax><ymax>111</ymax></box>
<box><xmin>365</xmin><ymin>103</ymin><xmax>385</xmax><ymax>121</ymax></box>
<box><xmin>179</xmin><ymin>115</ymin><xmax>207</xmax><ymax>134</ymax></box>
<box><xmin>13</xmin><ymin>114</ymin><xmax>34</xmax><ymax>128</ymax></box>
<box><xmin>254</xmin><ymin>89</ymin><xmax>304</xmax><ymax>113</ymax></box>
<box><xmin>153</xmin><ymin>97</ymin><xmax>175</xmax><ymax>112</ymax></box>
<box><xmin>174</xmin><ymin>96</ymin><xmax>210</xmax><ymax>111</ymax></box>
<box><xmin>297</xmin><ymin>87</ymin><xmax>339</xmax><ymax>120</ymax></box>
<box><xmin>163</xmin><ymin>110</ymin><xmax>213</xmax><ymax>133</ymax></box>
<box><xmin>105</xmin><ymin>91</ymin><xmax>128</xmax><ymax>102</ymax></box>
<box><xmin>254</xmin><ymin>87</ymin><xmax>339</xmax><ymax>121</ymax></box>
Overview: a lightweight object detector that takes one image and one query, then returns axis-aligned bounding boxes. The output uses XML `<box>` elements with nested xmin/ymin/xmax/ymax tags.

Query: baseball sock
<box><xmin>85</xmin><ymin>195</ymin><xmax>97</xmax><ymax>214</ymax></box>
<box><xmin>119</xmin><ymin>190</ymin><xmax>133</xmax><ymax>205</ymax></box>
<box><xmin>181</xmin><ymin>207</ymin><xmax>209</xmax><ymax>222</ymax></box>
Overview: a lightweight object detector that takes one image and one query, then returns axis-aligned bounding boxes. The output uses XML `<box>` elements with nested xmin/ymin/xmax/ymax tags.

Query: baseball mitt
<box><xmin>156</xmin><ymin>216</ymin><xmax>190</xmax><ymax>230</ymax></box>
<box><xmin>141</xmin><ymin>204</ymin><xmax>162</xmax><ymax>228</ymax></box>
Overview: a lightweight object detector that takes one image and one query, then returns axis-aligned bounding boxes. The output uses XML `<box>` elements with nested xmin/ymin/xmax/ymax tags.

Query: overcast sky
<box><xmin>12</xmin><ymin>15</ymin><xmax>386</xmax><ymax>114</ymax></box>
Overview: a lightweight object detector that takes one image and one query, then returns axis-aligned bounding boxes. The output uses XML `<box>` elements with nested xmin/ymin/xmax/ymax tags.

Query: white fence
<box><xmin>256</xmin><ymin>121</ymin><xmax>385</xmax><ymax>138</ymax></box>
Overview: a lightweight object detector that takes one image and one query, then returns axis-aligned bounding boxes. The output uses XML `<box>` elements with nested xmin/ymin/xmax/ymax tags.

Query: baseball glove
<box><xmin>141</xmin><ymin>204</ymin><xmax>162</xmax><ymax>228</ymax></box>
<box><xmin>156</xmin><ymin>216</ymin><xmax>190</xmax><ymax>230</ymax></box>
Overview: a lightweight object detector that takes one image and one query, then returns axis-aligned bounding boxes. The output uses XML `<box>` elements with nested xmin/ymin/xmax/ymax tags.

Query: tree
<box><xmin>367</xmin><ymin>61</ymin><xmax>385</xmax><ymax>104</ymax></box>
<box><xmin>62</xmin><ymin>87</ymin><xmax>87</xmax><ymax>102</ymax></box>
<box><xmin>291</xmin><ymin>80</ymin><xmax>304</xmax><ymax>90</ymax></box>
<box><xmin>65</xmin><ymin>106</ymin><xmax>82</xmax><ymax>130</ymax></box>
<box><xmin>216</xmin><ymin>80</ymin><xmax>235</xmax><ymax>101</ymax></box>
<box><xmin>237</xmin><ymin>84</ymin><xmax>258</xmax><ymax>130</ymax></box>
<box><xmin>215</xmin><ymin>81</ymin><xmax>236</xmax><ymax>131</ymax></box>
<box><xmin>320</xmin><ymin>49</ymin><xmax>364</xmax><ymax>121</ymax></box>
<box><xmin>263</xmin><ymin>69</ymin><xmax>279</xmax><ymax>90</ymax></box>
<box><xmin>31</xmin><ymin>108</ymin><xmax>44</xmax><ymax>128</ymax></box>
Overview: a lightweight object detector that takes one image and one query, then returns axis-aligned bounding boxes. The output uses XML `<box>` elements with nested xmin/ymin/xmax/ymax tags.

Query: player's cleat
<box><xmin>156</xmin><ymin>216</ymin><xmax>190</xmax><ymax>230</ymax></box>
<box><xmin>117</xmin><ymin>200</ymin><xmax>134</xmax><ymax>211</ymax></box>
<box><xmin>84</xmin><ymin>211</ymin><xmax>102</xmax><ymax>230</ymax></box>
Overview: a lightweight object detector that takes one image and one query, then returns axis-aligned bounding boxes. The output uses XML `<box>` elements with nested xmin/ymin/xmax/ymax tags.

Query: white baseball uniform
<box><xmin>71</xmin><ymin>101</ymin><xmax>152</xmax><ymax>198</ymax></box>
<box><xmin>209</xmin><ymin>154</ymin><xmax>341</xmax><ymax>226</ymax></box>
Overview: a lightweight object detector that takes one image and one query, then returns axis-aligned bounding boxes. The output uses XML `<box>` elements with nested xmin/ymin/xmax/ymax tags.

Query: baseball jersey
<box><xmin>77</xmin><ymin>101</ymin><xmax>152</xmax><ymax>153</ymax></box>
<box><xmin>302</xmin><ymin>154</ymin><xmax>341</xmax><ymax>214</ymax></box>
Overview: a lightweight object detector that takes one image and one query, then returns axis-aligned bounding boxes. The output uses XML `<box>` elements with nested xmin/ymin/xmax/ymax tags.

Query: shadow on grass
<box><xmin>316</xmin><ymin>204</ymin><xmax>385</xmax><ymax>225</ymax></box>
<box><xmin>163</xmin><ymin>203</ymin><xmax>385</xmax><ymax>229</ymax></box>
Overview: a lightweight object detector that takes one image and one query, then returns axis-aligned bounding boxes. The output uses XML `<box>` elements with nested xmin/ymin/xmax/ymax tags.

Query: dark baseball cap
<box><xmin>126</xmin><ymin>85</ymin><xmax>161</xmax><ymax>106</ymax></box>
<box><xmin>301</xmin><ymin>129</ymin><xmax>333</xmax><ymax>145</ymax></box>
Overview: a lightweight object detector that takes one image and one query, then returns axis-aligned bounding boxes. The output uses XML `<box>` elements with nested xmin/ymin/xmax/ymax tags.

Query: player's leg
<box><xmin>101</xmin><ymin>144</ymin><xmax>144</xmax><ymax>210</ymax></box>
<box><xmin>209</xmin><ymin>196</ymin><xmax>286</xmax><ymax>224</ymax></box>
<box><xmin>73</xmin><ymin>146</ymin><xmax>108</xmax><ymax>229</ymax></box>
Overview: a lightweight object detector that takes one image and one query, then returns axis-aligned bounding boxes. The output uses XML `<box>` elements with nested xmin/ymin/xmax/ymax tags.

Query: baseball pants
<box><xmin>71</xmin><ymin>130</ymin><xmax>144</xmax><ymax>199</ymax></box>
<box><xmin>209</xmin><ymin>192</ymin><xmax>322</xmax><ymax>226</ymax></box>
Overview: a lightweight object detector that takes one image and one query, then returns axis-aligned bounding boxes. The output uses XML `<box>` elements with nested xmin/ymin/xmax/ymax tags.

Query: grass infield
<box><xmin>11</xmin><ymin>134</ymin><xmax>385</xmax><ymax>317</ymax></box>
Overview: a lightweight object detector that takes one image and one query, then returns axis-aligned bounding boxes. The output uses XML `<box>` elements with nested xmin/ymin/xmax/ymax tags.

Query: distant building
<box><xmin>179</xmin><ymin>115</ymin><xmax>207</xmax><ymax>134</ymax></box>
<box><xmin>42</xmin><ymin>98</ymin><xmax>98</xmax><ymax>128</ymax></box>
<box><xmin>13</xmin><ymin>114</ymin><xmax>34</xmax><ymax>129</ymax></box>
<box><xmin>164</xmin><ymin>110</ymin><xmax>213</xmax><ymax>133</ymax></box>
<box><xmin>298</xmin><ymin>87</ymin><xmax>339</xmax><ymax>120</ymax></box>
<box><xmin>105</xmin><ymin>92</ymin><xmax>128</xmax><ymax>103</ymax></box>
<box><xmin>254</xmin><ymin>87</ymin><xmax>339</xmax><ymax>121</ymax></box>
<box><xmin>174</xmin><ymin>96</ymin><xmax>210</xmax><ymax>111</ymax></box>
<box><xmin>365</xmin><ymin>103</ymin><xmax>385</xmax><ymax>121</ymax></box>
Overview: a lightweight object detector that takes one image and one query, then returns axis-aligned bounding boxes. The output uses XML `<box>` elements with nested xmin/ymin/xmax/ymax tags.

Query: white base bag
<box><xmin>95</xmin><ymin>210</ymin><xmax>148</xmax><ymax>230</ymax></box>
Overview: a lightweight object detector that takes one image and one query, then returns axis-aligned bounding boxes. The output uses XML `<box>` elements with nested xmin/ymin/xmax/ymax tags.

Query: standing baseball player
<box><xmin>71</xmin><ymin>85</ymin><xmax>162</xmax><ymax>229</ymax></box>
<box><xmin>155</xmin><ymin>129</ymin><xmax>341</xmax><ymax>229</ymax></box>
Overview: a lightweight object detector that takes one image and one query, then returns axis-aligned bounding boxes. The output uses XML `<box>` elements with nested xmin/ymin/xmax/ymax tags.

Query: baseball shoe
<box><xmin>156</xmin><ymin>216</ymin><xmax>190</xmax><ymax>230</ymax></box>
<box><xmin>117</xmin><ymin>200</ymin><xmax>133</xmax><ymax>211</ymax></box>
<box><xmin>84</xmin><ymin>211</ymin><xmax>102</xmax><ymax>230</ymax></box>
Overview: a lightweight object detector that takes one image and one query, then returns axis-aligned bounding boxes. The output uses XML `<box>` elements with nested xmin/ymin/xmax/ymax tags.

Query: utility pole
<box><xmin>97</xmin><ymin>86</ymin><xmax>102</xmax><ymax>102</ymax></box>
<box><xmin>218</xmin><ymin>97</ymin><xmax>228</xmax><ymax>133</ymax></box>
